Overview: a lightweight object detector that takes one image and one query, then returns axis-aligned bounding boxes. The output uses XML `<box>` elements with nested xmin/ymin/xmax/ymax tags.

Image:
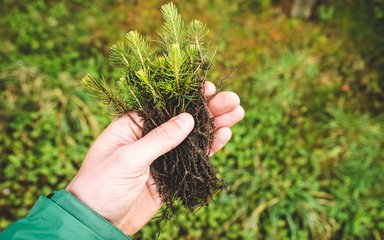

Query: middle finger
<box><xmin>207</xmin><ymin>91</ymin><xmax>240</xmax><ymax>117</ymax></box>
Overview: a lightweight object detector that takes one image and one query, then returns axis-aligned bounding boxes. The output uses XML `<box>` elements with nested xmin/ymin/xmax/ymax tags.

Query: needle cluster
<box><xmin>82</xmin><ymin>2</ymin><xmax>214</xmax><ymax>116</ymax></box>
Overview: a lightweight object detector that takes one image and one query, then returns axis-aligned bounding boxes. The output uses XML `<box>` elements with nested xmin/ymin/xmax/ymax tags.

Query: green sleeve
<box><xmin>0</xmin><ymin>190</ymin><xmax>131</xmax><ymax>240</ymax></box>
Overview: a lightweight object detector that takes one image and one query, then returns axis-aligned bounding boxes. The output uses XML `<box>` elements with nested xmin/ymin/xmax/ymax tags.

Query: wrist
<box><xmin>66</xmin><ymin>179</ymin><xmax>124</xmax><ymax>228</ymax></box>
<box><xmin>66</xmin><ymin>180</ymin><xmax>98</xmax><ymax>217</ymax></box>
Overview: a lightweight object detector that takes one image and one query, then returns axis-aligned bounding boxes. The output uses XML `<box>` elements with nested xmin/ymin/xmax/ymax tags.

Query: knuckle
<box><xmin>153</xmin><ymin>124</ymin><xmax>174</xmax><ymax>142</ymax></box>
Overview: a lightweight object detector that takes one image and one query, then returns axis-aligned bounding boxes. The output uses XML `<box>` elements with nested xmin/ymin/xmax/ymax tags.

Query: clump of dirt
<box><xmin>141</xmin><ymin>88</ymin><xmax>225</xmax><ymax>212</ymax></box>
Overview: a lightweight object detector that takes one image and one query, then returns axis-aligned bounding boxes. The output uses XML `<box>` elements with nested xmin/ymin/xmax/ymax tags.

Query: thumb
<box><xmin>127</xmin><ymin>113</ymin><xmax>194</xmax><ymax>167</ymax></box>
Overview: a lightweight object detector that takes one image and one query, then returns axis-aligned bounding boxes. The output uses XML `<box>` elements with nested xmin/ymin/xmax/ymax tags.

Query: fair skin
<box><xmin>66</xmin><ymin>81</ymin><xmax>244</xmax><ymax>236</ymax></box>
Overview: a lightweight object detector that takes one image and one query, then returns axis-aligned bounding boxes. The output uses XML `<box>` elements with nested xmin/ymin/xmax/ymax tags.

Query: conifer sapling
<box><xmin>82</xmin><ymin>2</ymin><xmax>225</xmax><ymax>218</ymax></box>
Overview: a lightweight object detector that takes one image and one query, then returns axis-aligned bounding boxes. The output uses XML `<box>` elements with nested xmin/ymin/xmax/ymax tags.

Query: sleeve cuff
<box><xmin>46</xmin><ymin>190</ymin><xmax>131</xmax><ymax>240</ymax></box>
<box><xmin>0</xmin><ymin>190</ymin><xmax>131</xmax><ymax>240</ymax></box>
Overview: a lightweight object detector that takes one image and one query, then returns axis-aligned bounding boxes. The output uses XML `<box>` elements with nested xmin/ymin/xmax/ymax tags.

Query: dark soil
<box><xmin>140</xmin><ymin>85</ymin><xmax>225</xmax><ymax>215</ymax></box>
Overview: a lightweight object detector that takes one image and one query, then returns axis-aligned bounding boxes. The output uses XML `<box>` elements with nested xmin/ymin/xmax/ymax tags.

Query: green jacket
<box><xmin>0</xmin><ymin>190</ymin><xmax>131</xmax><ymax>240</ymax></box>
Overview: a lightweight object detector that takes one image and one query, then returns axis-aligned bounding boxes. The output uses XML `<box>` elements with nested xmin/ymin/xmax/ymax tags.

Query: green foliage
<box><xmin>1</xmin><ymin>0</ymin><xmax>383</xmax><ymax>239</ymax></box>
<box><xmin>316</xmin><ymin>0</ymin><xmax>384</xmax><ymax>114</ymax></box>
<box><xmin>0</xmin><ymin>0</ymin><xmax>123</xmax><ymax>77</ymax></box>
<box><xmin>0</xmin><ymin>65</ymin><xmax>108</xmax><ymax>229</ymax></box>
<box><xmin>83</xmin><ymin>3</ymin><xmax>213</xmax><ymax>116</ymax></box>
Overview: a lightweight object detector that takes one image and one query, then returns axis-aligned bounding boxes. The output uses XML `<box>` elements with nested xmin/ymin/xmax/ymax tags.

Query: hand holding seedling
<box><xmin>66</xmin><ymin>81</ymin><xmax>244</xmax><ymax>235</ymax></box>
<box><xmin>67</xmin><ymin>2</ymin><xmax>244</xmax><ymax>235</ymax></box>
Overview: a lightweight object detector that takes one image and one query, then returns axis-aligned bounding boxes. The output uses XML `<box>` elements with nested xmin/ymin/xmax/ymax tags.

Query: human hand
<box><xmin>66</xmin><ymin>81</ymin><xmax>244</xmax><ymax>235</ymax></box>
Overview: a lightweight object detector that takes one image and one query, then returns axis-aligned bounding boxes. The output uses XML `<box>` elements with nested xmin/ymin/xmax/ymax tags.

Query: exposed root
<box><xmin>140</xmin><ymin>86</ymin><xmax>225</xmax><ymax>217</ymax></box>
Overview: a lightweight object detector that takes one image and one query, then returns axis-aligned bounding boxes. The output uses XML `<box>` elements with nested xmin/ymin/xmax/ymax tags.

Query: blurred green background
<box><xmin>1</xmin><ymin>0</ymin><xmax>383</xmax><ymax>239</ymax></box>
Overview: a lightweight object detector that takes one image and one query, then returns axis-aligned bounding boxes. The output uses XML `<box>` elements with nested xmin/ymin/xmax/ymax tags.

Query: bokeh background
<box><xmin>1</xmin><ymin>0</ymin><xmax>383</xmax><ymax>239</ymax></box>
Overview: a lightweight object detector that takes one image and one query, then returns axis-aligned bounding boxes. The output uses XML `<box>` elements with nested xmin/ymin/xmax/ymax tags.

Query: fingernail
<box><xmin>174</xmin><ymin>113</ymin><xmax>194</xmax><ymax>131</ymax></box>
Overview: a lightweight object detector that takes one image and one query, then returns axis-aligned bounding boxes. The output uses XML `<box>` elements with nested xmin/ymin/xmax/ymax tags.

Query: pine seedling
<box><xmin>82</xmin><ymin>2</ymin><xmax>224</xmax><ymax>218</ymax></box>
